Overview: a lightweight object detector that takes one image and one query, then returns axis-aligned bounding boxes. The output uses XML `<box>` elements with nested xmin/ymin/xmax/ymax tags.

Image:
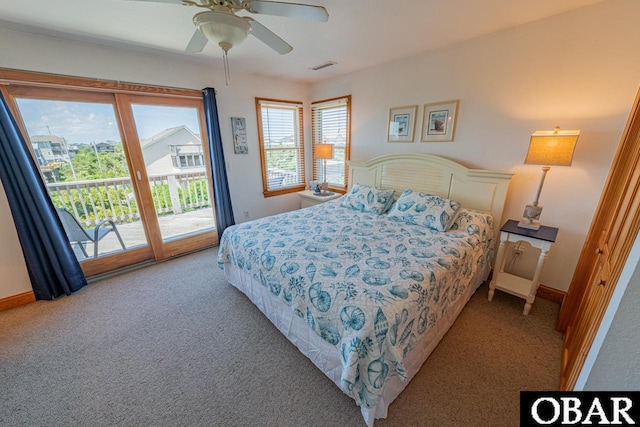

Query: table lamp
<box><xmin>518</xmin><ymin>126</ymin><xmax>579</xmax><ymax>230</ymax></box>
<box><xmin>315</xmin><ymin>143</ymin><xmax>334</xmax><ymax>195</ymax></box>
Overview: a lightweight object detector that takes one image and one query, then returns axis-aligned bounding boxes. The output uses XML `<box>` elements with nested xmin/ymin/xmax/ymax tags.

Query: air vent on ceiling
<box><xmin>310</xmin><ymin>61</ymin><xmax>336</xmax><ymax>71</ymax></box>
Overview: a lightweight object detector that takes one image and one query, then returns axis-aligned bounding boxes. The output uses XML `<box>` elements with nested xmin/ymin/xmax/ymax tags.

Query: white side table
<box><xmin>488</xmin><ymin>219</ymin><xmax>558</xmax><ymax>315</ymax></box>
<box><xmin>297</xmin><ymin>190</ymin><xmax>342</xmax><ymax>208</ymax></box>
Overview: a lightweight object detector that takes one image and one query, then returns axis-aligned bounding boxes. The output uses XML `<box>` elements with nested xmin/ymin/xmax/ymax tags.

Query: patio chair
<box><xmin>56</xmin><ymin>208</ymin><xmax>126</xmax><ymax>258</ymax></box>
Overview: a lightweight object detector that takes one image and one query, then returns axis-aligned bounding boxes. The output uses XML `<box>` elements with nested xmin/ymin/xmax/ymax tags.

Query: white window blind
<box><xmin>311</xmin><ymin>95</ymin><xmax>351</xmax><ymax>189</ymax></box>
<box><xmin>256</xmin><ymin>98</ymin><xmax>305</xmax><ymax>196</ymax></box>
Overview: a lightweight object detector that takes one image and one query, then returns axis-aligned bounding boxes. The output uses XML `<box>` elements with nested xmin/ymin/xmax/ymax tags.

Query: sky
<box><xmin>15</xmin><ymin>99</ymin><xmax>201</xmax><ymax>145</ymax></box>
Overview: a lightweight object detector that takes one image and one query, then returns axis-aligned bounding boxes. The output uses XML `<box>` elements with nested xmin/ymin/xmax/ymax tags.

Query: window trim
<box><xmin>255</xmin><ymin>97</ymin><xmax>306</xmax><ymax>197</ymax></box>
<box><xmin>311</xmin><ymin>95</ymin><xmax>351</xmax><ymax>193</ymax></box>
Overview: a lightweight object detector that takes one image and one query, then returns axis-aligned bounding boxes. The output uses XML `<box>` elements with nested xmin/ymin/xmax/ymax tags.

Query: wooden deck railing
<box><xmin>48</xmin><ymin>172</ymin><xmax>211</xmax><ymax>227</ymax></box>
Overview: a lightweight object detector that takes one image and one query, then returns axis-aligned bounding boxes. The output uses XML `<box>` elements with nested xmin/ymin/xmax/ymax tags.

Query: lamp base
<box><xmin>320</xmin><ymin>182</ymin><xmax>329</xmax><ymax>195</ymax></box>
<box><xmin>517</xmin><ymin>220</ymin><xmax>541</xmax><ymax>230</ymax></box>
<box><xmin>518</xmin><ymin>204</ymin><xmax>543</xmax><ymax>230</ymax></box>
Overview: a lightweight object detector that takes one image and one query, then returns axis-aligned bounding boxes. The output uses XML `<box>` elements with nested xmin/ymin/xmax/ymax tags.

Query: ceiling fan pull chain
<box><xmin>223</xmin><ymin>48</ymin><xmax>231</xmax><ymax>85</ymax></box>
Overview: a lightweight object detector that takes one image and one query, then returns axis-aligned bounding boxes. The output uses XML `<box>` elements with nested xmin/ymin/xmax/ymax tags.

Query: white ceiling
<box><xmin>0</xmin><ymin>0</ymin><xmax>605</xmax><ymax>83</ymax></box>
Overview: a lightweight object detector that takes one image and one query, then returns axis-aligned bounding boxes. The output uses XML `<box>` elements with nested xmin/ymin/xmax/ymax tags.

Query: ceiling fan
<box><xmin>133</xmin><ymin>0</ymin><xmax>329</xmax><ymax>56</ymax></box>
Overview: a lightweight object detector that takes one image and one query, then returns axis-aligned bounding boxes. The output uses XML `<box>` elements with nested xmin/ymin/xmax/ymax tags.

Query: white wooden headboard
<box><xmin>348</xmin><ymin>153</ymin><xmax>513</xmax><ymax>234</ymax></box>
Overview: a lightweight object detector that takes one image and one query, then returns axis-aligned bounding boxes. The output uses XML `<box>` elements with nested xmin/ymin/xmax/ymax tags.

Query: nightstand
<box><xmin>297</xmin><ymin>190</ymin><xmax>342</xmax><ymax>208</ymax></box>
<box><xmin>488</xmin><ymin>219</ymin><xmax>558</xmax><ymax>315</ymax></box>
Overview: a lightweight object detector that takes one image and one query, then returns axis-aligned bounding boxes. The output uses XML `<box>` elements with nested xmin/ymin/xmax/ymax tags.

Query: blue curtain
<box><xmin>202</xmin><ymin>88</ymin><xmax>235</xmax><ymax>239</ymax></box>
<box><xmin>0</xmin><ymin>92</ymin><xmax>86</xmax><ymax>300</ymax></box>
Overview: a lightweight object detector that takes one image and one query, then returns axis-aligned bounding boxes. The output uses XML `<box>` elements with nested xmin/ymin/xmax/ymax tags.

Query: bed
<box><xmin>217</xmin><ymin>153</ymin><xmax>512</xmax><ymax>426</ymax></box>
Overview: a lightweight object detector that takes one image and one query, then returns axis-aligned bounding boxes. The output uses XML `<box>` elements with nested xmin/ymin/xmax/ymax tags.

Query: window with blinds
<box><xmin>311</xmin><ymin>95</ymin><xmax>351</xmax><ymax>190</ymax></box>
<box><xmin>256</xmin><ymin>98</ymin><xmax>305</xmax><ymax>197</ymax></box>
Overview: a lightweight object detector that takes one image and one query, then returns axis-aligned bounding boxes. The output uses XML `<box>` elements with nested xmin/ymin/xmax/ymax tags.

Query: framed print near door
<box><xmin>231</xmin><ymin>116</ymin><xmax>248</xmax><ymax>154</ymax></box>
<box><xmin>387</xmin><ymin>105</ymin><xmax>417</xmax><ymax>142</ymax></box>
<box><xmin>421</xmin><ymin>100</ymin><xmax>459</xmax><ymax>142</ymax></box>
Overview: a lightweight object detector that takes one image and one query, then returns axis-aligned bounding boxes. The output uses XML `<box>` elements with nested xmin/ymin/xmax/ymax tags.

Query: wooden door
<box><xmin>558</xmin><ymin>87</ymin><xmax>640</xmax><ymax>389</ymax></box>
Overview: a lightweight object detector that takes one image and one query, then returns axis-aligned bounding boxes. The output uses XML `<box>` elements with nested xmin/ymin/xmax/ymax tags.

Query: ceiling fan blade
<box><xmin>248</xmin><ymin>0</ymin><xmax>329</xmax><ymax>22</ymax></box>
<box><xmin>247</xmin><ymin>19</ymin><xmax>293</xmax><ymax>55</ymax></box>
<box><xmin>185</xmin><ymin>29</ymin><xmax>209</xmax><ymax>53</ymax></box>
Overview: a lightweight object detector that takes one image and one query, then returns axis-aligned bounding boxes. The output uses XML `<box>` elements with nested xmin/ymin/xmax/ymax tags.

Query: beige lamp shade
<box><xmin>315</xmin><ymin>143</ymin><xmax>334</xmax><ymax>160</ymax></box>
<box><xmin>525</xmin><ymin>127</ymin><xmax>580</xmax><ymax>166</ymax></box>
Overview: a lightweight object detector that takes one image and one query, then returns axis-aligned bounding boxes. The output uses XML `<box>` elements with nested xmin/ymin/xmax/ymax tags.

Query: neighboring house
<box><xmin>30</xmin><ymin>129</ymin><xmax>203</xmax><ymax>179</ymax></box>
<box><xmin>29</xmin><ymin>137</ymin><xmax>116</xmax><ymax>181</ymax></box>
<box><xmin>32</xmin><ymin>147</ymin><xmax>47</xmax><ymax>166</ymax></box>
<box><xmin>140</xmin><ymin>126</ymin><xmax>204</xmax><ymax>175</ymax></box>
<box><xmin>93</xmin><ymin>141</ymin><xmax>116</xmax><ymax>153</ymax></box>
<box><xmin>30</xmin><ymin>134</ymin><xmax>68</xmax><ymax>163</ymax></box>
<box><xmin>66</xmin><ymin>144</ymin><xmax>79</xmax><ymax>159</ymax></box>
<box><xmin>30</xmin><ymin>135</ymin><xmax>70</xmax><ymax>182</ymax></box>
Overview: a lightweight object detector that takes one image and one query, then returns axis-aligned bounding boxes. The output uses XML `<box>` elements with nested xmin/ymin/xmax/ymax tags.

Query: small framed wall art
<box><xmin>231</xmin><ymin>116</ymin><xmax>248</xmax><ymax>154</ymax></box>
<box><xmin>387</xmin><ymin>105</ymin><xmax>418</xmax><ymax>142</ymax></box>
<box><xmin>421</xmin><ymin>100</ymin><xmax>459</xmax><ymax>142</ymax></box>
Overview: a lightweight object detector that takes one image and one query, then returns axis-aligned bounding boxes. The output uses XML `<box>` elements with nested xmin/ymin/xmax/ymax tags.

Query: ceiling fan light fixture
<box><xmin>193</xmin><ymin>11</ymin><xmax>251</xmax><ymax>52</ymax></box>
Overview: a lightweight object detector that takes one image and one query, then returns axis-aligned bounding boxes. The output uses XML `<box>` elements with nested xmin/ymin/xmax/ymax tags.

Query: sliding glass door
<box><xmin>131</xmin><ymin>102</ymin><xmax>215</xmax><ymax>242</ymax></box>
<box><xmin>5</xmin><ymin>85</ymin><xmax>216</xmax><ymax>276</ymax></box>
<box><xmin>115</xmin><ymin>94</ymin><xmax>217</xmax><ymax>259</ymax></box>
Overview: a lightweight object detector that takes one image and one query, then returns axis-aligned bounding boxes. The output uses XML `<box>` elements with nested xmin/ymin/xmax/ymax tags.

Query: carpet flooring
<box><xmin>0</xmin><ymin>247</ymin><xmax>563</xmax><ymax>426</ymax></box>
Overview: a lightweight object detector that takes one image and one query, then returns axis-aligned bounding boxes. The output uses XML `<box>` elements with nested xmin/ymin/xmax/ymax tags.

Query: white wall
<box><xmin>0</xmin><ymin>184</ymin><xmax>31</xmax><ymax>299</ymax></box>
<box><xmin>310</xmin><ymin>0</ymin><xmax>640</xmax><ymax>292</ymax></box>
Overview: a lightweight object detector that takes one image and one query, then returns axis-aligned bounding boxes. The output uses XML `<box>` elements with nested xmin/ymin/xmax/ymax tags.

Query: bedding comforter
<box><xmin>217</xmin><ymin>198</ymin><xmax>493</xmax><ymax>411</ymax></box>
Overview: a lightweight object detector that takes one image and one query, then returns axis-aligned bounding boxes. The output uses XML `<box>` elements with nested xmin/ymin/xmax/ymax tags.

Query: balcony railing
<box><xmin>48</xmin><ymin>171</ymin><xmax>211</xmax><ymax>227</ymax></box>
<box><xmin>268</xmin><ymin>169</ymin><xmax>299</xmax><ymax>188</ymax></box>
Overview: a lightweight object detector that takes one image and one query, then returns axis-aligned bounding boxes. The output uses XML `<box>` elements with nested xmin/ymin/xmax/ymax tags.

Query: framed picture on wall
<box><xmin>421</xmin><ymin>100</ymin><xmax>459</xmax><ymax>142</ymax></box>
<box><xmin>231</xmin><ymin>117</ymin><xmax>248</xmax><ymax>154</ymax></box>
<box><xmin>387</xmin><ymin>105</ymin><xmax>418</xmax><ymax>142</ymax></box>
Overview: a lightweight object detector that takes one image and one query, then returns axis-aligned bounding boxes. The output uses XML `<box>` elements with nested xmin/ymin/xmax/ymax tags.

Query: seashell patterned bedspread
<box><xmin>217</xmin><ymin>198</ymin><xmax>494</xmax><ymax>410</ymax></box>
